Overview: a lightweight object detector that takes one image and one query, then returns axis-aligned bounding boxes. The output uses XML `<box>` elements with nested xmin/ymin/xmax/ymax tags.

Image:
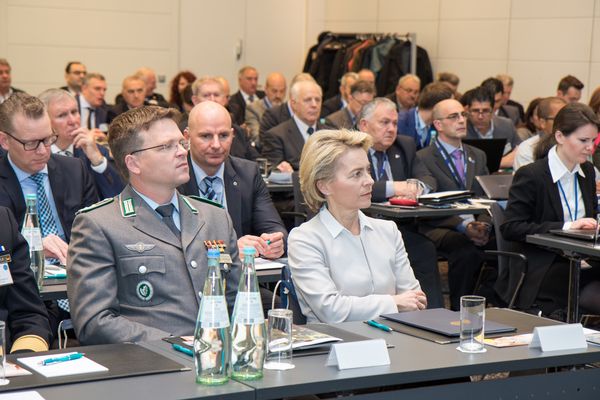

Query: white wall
<box><xmin>319</xmin><ymin>0</ymin><xmax>600</xmax><ymax>107</ymax></box>
<box><xmin>1</xmin><ymin>0</ymin><xmax>598</xmax><ymax>108</ymax></box>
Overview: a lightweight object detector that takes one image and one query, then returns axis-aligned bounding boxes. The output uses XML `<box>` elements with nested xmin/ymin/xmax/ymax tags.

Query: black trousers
<box><xmin>398</xmin><ymin>225</ymin><xmax>444</xmax><ymax>309</ymax></box>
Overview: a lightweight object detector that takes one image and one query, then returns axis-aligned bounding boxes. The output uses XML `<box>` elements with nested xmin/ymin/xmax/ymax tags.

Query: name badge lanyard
<box><xmin>557</xmin><ymin>177</ymin><xmax>578</xmax><ymax>222</ymax></box>
<box><xmin>434</xmin><ymin>138</ymin><xmax>466</xmax><ymax>190</ymax></box>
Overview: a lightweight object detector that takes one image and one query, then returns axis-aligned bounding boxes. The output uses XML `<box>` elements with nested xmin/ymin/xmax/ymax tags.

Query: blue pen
<box><xmin>41</xmin><ymin>352</ymin><xmax>84</xmax><ymax>366</ymax></box>
<box><xmin>364</xmin><ymin>320</ymin><xmax>393</xmax><ymax>333</ymax></box>
<box><xmin>172</xmin><ymin>343</ymin><xmax>194</xmax><ymax>357</ymax></box>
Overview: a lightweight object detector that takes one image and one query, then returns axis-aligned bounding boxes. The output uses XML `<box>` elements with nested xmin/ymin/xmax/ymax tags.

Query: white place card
<box><xmin>0</xmin><ymin>391</ymin><xmax>45</xmax><ymax>400</ymax></box>
<box><xmin>18</xmin><ymin>352</ymin><xmax>108</xmax><ymax>378</ymax></box>
<box><xmin>529</xmin><ymin>324</ymin><xmax>587</xmax><ymax>352</ymax></box>
<box><xmin>326</xmin><ymin>339</ymin><xmax>390</xmax><ymax>370</ymax></box>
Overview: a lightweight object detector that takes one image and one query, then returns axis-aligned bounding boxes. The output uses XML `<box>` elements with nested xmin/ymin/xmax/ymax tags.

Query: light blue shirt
<box><xmin>293</xmin><ymin>115</ymin><xmax>316</xmax><ymax>143</ymax></box>
<box><xmin>133</xmin><ymin>188</ymin><xmax>181</xmax><ymax>231</ymax></box>
<box><xmin>7</xmin><ymin>154</ymin><xmax>66</xmax><ymax>240</ymax></box>
<box><xmin>191</xmin><ymin>158</ymin><xmax>227</xmax><ymax>209</ymax></box>
<box><xmin>414</xmin><ymin>108</ymin><xmax>429</xmax><ymax>148</ymax></box>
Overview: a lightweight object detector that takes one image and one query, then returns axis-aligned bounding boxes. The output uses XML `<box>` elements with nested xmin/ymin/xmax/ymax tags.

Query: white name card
<box><xmin>326</xmin><ymin>339</ymin><xmax>390</xmax><ymax>370</ymax></box>
<box><xmin>529</xmin><ymin>324</ymin><xmax>587</xmax><ymax>352</ymax></box>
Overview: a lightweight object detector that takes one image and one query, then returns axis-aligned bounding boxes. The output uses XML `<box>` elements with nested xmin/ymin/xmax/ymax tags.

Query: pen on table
<box><xmin>172</xmin><ymin>343</ymin><xmax>194</xmax><ymax>357</ymax></box>
<box><xmin>41</xmin><ymin>352</ymin><xmax>84</xmax><ymax>366</ymax></box>
<box><xmin>364</xmin><ymin>320</ymin><xmax>393</xmax><ymax>333</ymax></box>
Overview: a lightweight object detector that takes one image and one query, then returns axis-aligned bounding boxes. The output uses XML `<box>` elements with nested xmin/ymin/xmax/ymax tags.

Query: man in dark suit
<box><xmin>325</xmin><ymin>80</ymin><xmax>375</xmax><ymax>130</ymax></box>
<box><xmin>397</xmin><ymin>82</ymin><xmax>454</xmax><ymax>150</ymax></box>
<box><xmin>228</xmin><ymin>66</ymin><xmax>265</xmax><ymax>126</ymax></box>
<box><xmin>320</xmin><ymin>72</ymin><xmax>357</xmax><ymax>118</ymax></box>
<box><xmin>0</xmin><ymin>58</ymin><xmax>24</xmax><ymax>104</ymax></box>
<box><xmin>0</xmin><ymin>93</ymin><xmax>99</xmax><ymax>265</ymax></box>
<box><xmin>60</xmin><ymin>61</ymin><xmax>87</xmax><ymax>96</ymax></box>
<box><xmin>262</xmin><ymin>80</ymin><xmax>324</xmax><ymax>172</ymax></box>
<box><xmin>496</xmin><ymin>74</ymin><xmax>525</xmax><ymax>124</ymax></box>
<box><xmin>107</xmin><ymin>75</ymin><xmax>146</xmax><ymax>124</ymax></box>
<box><xmin>385</xmin><ymin>74</ymin><xmax>421</xmax><ymax>113</ymax></box>
<box><xmin>417</xmin><ymin>99</ymin><xmax>492</xmax><ymax>310</ymax></box>
<box><xmin>77</xmin><ymin>72</ymin><xmax>110</xmax><ymax>131</ymax></box>
<box><xmin>39</xmin><ymin>89</ymin><xmax>124</xmax><ymax>199</ymax></box>
<box><xmin>180</xmin><ymin>101</ymin><xmax>287</xmax><ymax>258</ymax></box>
<box><xmin>464</xmin><ymin>86</ymin><xmax>521</xmax><ymax>169</ymax></box>
<box><xmin>0</xmin><ymin>206</ymin><xmax>52</xmax><ymax>353</ymax></box>
<box><xmin>190</xmin><ymin>76</ymin><xmax>259</xmax><ymax>161</ymax></box>
<box><xmin>358</xmin><ymin>97</ymin><xmax>443</xmax><ymax>308</ymax></box>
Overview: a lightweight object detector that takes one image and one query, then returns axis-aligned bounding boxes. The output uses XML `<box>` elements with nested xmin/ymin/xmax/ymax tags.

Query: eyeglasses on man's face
<box><xmin>438</xmin><ymin>112</ymin><xmax>468</xmax><ymax>122</ymax></box>
<box><xmin>2</xmin><ymin>130</ymin><xmax>58</xmax><ymax>151</ymax></box>
<box><xmin>129</xmin><ymin>139</ymin><xmax>190</xmax><ymax>155</ymax></box>
<box><xmin>469</xmin><ymin>108</ymin><xmax>492</xmax><ymax>117</ymax></box>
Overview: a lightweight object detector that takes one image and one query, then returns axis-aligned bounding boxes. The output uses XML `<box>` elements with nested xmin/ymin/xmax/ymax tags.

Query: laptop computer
<box><xmin>462</xmin><ymin>138</ymin><xmax>507</xmax><ymax>174</ymax></box>
<box><xmin>381</xmin><ymin>308</ymin><xmax>516</xmax><ymax>337</ymax></box>
<box><xmin>476</xmin><ymin>174</ymin><xmax>513</xmax><ymax>200</ymax></box>
<box><xmin>549</xmin><ymin>229</ymin><xmax>599</xmax><ymax>241</ymax></box>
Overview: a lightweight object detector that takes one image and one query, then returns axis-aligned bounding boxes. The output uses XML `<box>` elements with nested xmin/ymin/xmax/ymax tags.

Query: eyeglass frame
<box><xmin>1</xmin><ymin>130</ymin><xmax>58</xmax><ymax>151</ymax></box>
<box><xmin>468</xmin><ymin>108</ymin><xmax>492</xmax><ymax>117</ymax></box>
<box><xmin>129</xmin><ymin>139</ymin><xmax>190</xmax><ymax>155</ymax></box>
<box><xmin>437</xmin><ymin>111</ymin><xmax>469</xmax><ymax>122</ymax></box>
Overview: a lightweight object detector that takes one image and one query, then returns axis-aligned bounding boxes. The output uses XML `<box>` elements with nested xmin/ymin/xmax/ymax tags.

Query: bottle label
<box><xmin>21</xmin><ymin>227</ymin><xmax>43</xmax><ymax>251</ymax></box>
<box><xmin>233</xmin><ymin>292</ymin><xmax>265</xmax><ymax>324</ymax></box>
<box><xmin>199</xmin><ymin>295</ymin><xmax>230</xmax><ymax>328</ymax></box>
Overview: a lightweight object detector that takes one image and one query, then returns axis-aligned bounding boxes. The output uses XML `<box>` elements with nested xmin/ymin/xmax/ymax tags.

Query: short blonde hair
<box><xmin>299</xmin><ymin>129</ymin><xmax>372</xmax><ymax>212</ymax></box>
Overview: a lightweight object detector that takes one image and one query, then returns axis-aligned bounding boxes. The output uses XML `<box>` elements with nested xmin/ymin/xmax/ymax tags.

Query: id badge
<box><xmin>0</xmin><ymin>262</ymin><xmax>13</xmax><ymax>286</ymax></box>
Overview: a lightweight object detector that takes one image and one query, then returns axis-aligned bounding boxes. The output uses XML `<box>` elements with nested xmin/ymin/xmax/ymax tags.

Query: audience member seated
<box><xmin>397</xmin><ymin>82</ymin><xmax>454</xmax><ymax>150</ymax></box>
<box><xmin>358</xmin><ymin>98</ymin><xmax>443</xmax><ymax>308</ymax></box>
<box><xmin>67</xmin><ymin>106</ymin><xmax>240</xmax><ymax>344</ymax></box>
<box><xmin>168</xmin><ymin>70</ymin><xmax>196</xmax><ymax>112</ymax></box>
<box><xmin>464</xmin><ymin>86</ymin><xmax>521</xmax><ymax>169</ymax></box>
<box><xmin>261</xmin><ymin>79</ymin><xmax>324</xmax><ymax>172</ymax></box>
<box><xmin>107</xmin><ymin>75</ymin><xmax>146</xmax><ymax>124</ymax></box>
<box><xmin>288</xmin><ymin>129</ymin><xmax>426</xmax><ymax>323</ymax></box>
<box><xmin>179</xmin><ymin>101</ymin><xmax>287</xmax><ymax>258</ymax></box>
<box><xmin>228</xmin><ymin>66</ymin><xmax>265</xmax><ymax>126</ymax></box>
<box><xmin>325</xmin><ymin>80</ymin><xmax>375</xmax><ymax>129</ymax></box>
<box><xmin>245</xmin><ymin>72</ymin><xmax>287</xmax><ymax>148</ymax></box>
<box><xmin>60</xmin><ymin>61</ymin><xmax>87</xmax><ymax>96</ymax></box>
<box><xmin>589</xmin><ymin>86</ymin><xmax>600</xmax><ymax>117</ymax></box>
<box><xmin>513</xmin><ymin>97</ymin><xmax>566</xmax><ymax>171</ymax></box>
<box><xmin>357</xmin><ymin>68</ymin><xmax>376</xmax><ymax>87</ymax></box>
<box><xmin>556</xmin><ymin>75</ymin><xmax>584</xmax><ymax>103</ymax></box>
<box><xmin>320</xmin><ymin>72</ymin><xmax>357</xmax><ymax>118</ymax></box>
<box><xmin>0</xmin><ymin>58</ymin><xmax>24</xmax><ymax>104</ymax></box>
<box><xmin>39</xmin><ymin>89</ymin><xmax>124</xmax><ymax>199</ymax></box>
<box><xmin>416</xmin><ymin>99</ymin><xmax>493</xmax><ymax>310</ymax></box>
<box><xmin>436</xmin><ymin>71</ymin><xmax>460</xmax><ymax>99</ymax></box>
<box><xmin>77</xmin><ymin>72</ymin><xmax>110</xmax><ymax>131</ymax></box>
<box><xmin>500</xmin><ymin>103</ymin><xmax>600</xmax><ymax>317</ymax></box>
<box><xmin>386</xmin><ymin>74</ymin><xmax>420</xmax><ymax>113</ymax></box>
<box><xmin>496</xmin><ymin>74</ymin><xmax>525</xmax><ymax>124</ymax></box>
<box><xmin>516</xmin><ymin>97</ymin><xmax>542</xmax><ymax>141</ymax></box>
<box><xmin>481</xmin><ymin>77</ymin><xmax>520</xmax><ymax>127</ymax></box>
<box><xmin>0</xmin><ymin>206</ymin><xmax>52</xmax><ymax>353</ymax></box>
<box><xmin>190</xmin><ymin>76</ymin><xmax>259</xmax><ymax>161</ymax></box>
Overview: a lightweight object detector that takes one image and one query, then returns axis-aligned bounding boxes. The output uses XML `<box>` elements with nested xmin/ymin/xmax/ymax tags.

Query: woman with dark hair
<box><xmin>500</xmin><ymin>103</ymin><xmax>600</xmax><ymax>318</ymax></box>
<box><xmin>168</xmin><ymin>71</ymin><xmax>196</xmax><ymax>111</ymax></box>
<box><xmin>589</xmin><ymin>86</ymin><xmax>600</xmax><ymax>117</ymax></box>
<box><xmin>516</xmin><ymin>97</ymin><xmax>542</xmax><ymax>141</ymax></box>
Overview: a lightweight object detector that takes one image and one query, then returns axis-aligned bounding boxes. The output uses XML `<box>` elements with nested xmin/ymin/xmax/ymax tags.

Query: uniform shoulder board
<box><xmin>187</xmin><ymin>195</ymin><xmax>224</xmax><ymax>209</ymax></box>
<box><xmin>77</xmin><ymin>197</ymin><xmax>114</xmax><ymax>214</ymax></box>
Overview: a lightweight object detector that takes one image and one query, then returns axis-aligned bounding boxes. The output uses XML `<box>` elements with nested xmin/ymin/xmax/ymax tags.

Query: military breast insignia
<box><xmin>125</xmin><ymin>242</ymin><xmax>156</xmax><ymax>253</ymax></box>
<box><xmin>204</xmin><ymin>240</ymin><xmax>233</xmax><ymax>264</ymax></box>
<box><xmin>136</xmin><ymin>280</ymin><xmax>154</xmax><ymax>301</ymax></box>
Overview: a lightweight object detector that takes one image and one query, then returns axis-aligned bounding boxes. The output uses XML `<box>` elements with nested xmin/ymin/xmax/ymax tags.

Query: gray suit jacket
<box><xmin>467</xmin><ymin>116</ymin><xmax>521</xmax><ymax>153</ymax></box>
<box><xmin>67</xmin><ymin>185</ymin><xmax>240</xmax><ymax>345</ymax></box>
<box><xmin>324</xmin><ymin>108</ymin><xmax>354</xmax><ymax>130</ymax></box>
<box><xmin>416</xmin><ymin>142</ymin><xmax>490</xmax><ymax>244</ymax></box>
<box><xmin>261</xmin><ymin>119</ymin><xmax>324</xmax><ymax>171</ymax></box>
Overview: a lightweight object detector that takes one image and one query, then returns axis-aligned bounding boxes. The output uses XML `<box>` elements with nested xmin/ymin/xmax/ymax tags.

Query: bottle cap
<box><xmin>207</xmin><ymin>248</ymin><xmax>220</xmax><ymax>258</ymax></box>
<box><xmin>25</xmin><ymin>193</ymin><xmax>37</xmax><ymax>200</ymax></box>
<box><xmin>243</xmin><ymin>246</ymin><xmax>256</xmax><ymax>256</ymax></box>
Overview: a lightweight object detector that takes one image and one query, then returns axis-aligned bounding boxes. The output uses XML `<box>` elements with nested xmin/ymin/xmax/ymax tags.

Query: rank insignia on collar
<box><xmin>120</xmin><ymin>196</ymin><xmax>136</xmax><ymax>218</ymax></box>
<box><xmin>125</xmin><ymin>242</ymin><xmax>156</xmax><ymax>253</ymax></box>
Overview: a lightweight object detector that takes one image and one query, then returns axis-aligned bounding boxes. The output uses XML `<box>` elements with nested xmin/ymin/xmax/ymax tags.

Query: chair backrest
<box><xmin>490</xmin><ymin>202</ymin><xmax>516</xmax><ymax>271</ymax></box>
<box><xmin>292</xmin><ymin>171</ymin><xmax>316</xmax><ymax>225</ymax></box>
<box><xmin>279</xmin><ymin>264</ymin><xmax>307</xmax><ymax>325</ymax></box>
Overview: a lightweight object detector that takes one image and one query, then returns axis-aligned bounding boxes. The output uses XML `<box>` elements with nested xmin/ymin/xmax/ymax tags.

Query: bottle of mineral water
<box><xmin>230</xmin><ymin>246</ymin><xmax>266</xmax><ymax>380</ymax></box>
<box><xmin>194</xmin><ymin>248</ymin><xmax>231</xmax><ymax>385</ymax></box>
<box><xmin>21</xmin><ymin>194</ymin><xmax>45</xmax><ymax>289</ymax></box>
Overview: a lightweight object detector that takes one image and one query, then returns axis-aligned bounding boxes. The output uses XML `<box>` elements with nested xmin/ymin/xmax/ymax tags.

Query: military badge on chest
<box><xmin>136</xmin><ymin>280</ymin><xmax>154</xmax><ymax>301</ymax></box>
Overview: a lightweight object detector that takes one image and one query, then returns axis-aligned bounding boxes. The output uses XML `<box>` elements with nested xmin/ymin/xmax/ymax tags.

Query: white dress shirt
<box><xmin>288</xmin><ymin>206</ymin><xmax>420</xmax><ymax>323</ymax></box>
<box><xmin>547</xmin><ymin>145</ymin><xmax>585</xmax><ymax>229</ymax></box>
<box><xmin>513</xmin><ymin>133</ymin><xmax>541</xmax><ymax>171</ymax></box>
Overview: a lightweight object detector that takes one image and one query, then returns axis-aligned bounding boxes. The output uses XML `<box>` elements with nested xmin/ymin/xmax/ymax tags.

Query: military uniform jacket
<box><xmin>67</xmin><ymin>185</ymin><xmax>241</xmax><ymax>345</ymax></box>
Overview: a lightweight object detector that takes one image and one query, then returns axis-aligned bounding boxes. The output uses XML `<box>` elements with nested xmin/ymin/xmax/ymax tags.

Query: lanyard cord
<box><xmin>434</xmin><ymin>138</ymin><xmax>466</xmax><ymax>190</ymax></box>
<box><xmin>557</xmin><ymin>177</ymin><xmax>578</xmax><ymax>222</ymax></box>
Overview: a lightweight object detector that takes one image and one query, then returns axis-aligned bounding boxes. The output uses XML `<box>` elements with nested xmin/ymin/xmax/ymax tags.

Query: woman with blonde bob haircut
<box><xmin>288</xmin><ymin>129</ymin><xmax>426</xmax><ymax>323</ymax></box>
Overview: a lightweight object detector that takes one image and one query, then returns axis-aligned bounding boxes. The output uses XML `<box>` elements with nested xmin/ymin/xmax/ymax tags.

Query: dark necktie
<box><xmin>248</xmin><ymin>95</ymin><xmax>255</xmax><ymax>103</ymax></box>
<box><xmin>307</xmin><ymin>127</ymin><xmax>314</xmax><ymax>136</ymax></box>
<box><xmin>87</xmin><ymin>107</ymin><xmax>95</xmax><ymax>130</ymax></box>
<box><xmin>200</xmin><ymin>176</ymin><xmax>220</xmax><ymax>204</ymax></box>
<box><xmin>156</xmin><ymin>204</ymin><xmax>180</xmax><ymax>240</ymax></box>
<box><xmin>374</xmin><ymin>151</ymin><xmax>388</xmax><ymax>181</ymax></box>
<box><xmin>29</xmin><ymin>173</ymin><xmax>59</xmax><ymax>237</ymax></box>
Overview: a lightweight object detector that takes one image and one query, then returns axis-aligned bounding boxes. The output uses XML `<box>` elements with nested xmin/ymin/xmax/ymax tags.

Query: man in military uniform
<box><xmin>67</xmin><ymin>106</ymin><xmax>240</xmax><ymax>345</ymax></box>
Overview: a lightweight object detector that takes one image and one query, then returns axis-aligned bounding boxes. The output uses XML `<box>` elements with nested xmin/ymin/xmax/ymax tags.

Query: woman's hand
<box><xmin>394</xmin><ymin>289</ymin><xmax>427</xmax><ymax>312</ymax></box>
<box><xmin>571</xmin><ymin>217</ymin><xmax>597</xmax><ymax>230</ymax></box>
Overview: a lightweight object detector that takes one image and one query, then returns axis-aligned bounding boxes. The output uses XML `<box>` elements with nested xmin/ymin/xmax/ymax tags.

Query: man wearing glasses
<box><xmin>67</xmin><ymin>106</ymin><xmax>240</xmax><ymax>345</ymax></box>
<box><xmin>464</xmin><ymin>86</ymin><xmax>521</xmax><ymax>169</ymax></box>
<box><xmin>417</xmin><ymin>99</ymin><xmax>492</xmax><ymax>311</ymax></box>
<box><xmin>324</xmin><ymin>80</ymin><xmax>376</xmax><ymax>130</ymax></box>
<box><xmin>0</xmin><ymin>93</ymin><xmax>98</xmax><ymax>265</ymax></box>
